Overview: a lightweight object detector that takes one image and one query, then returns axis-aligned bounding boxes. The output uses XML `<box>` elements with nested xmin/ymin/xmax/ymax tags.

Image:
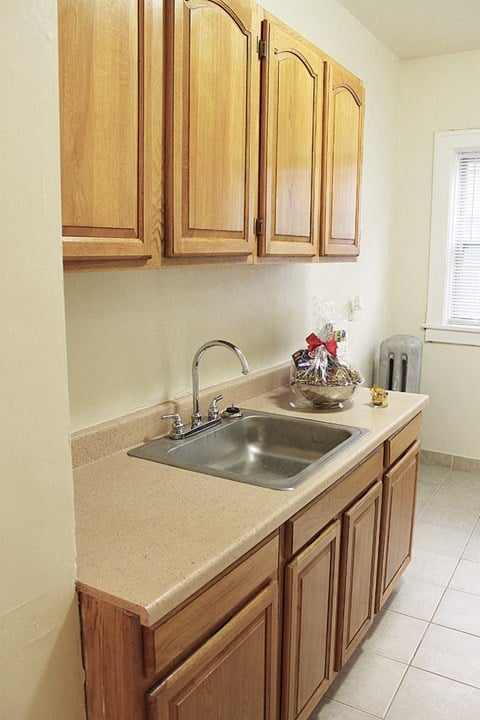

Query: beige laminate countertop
<box><xmin>74</xmin><ymin>385</ymin><xmax>428</xmax><ymax>626</ymax></box>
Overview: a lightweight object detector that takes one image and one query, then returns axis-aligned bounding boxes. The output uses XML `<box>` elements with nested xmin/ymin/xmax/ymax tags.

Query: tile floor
<box><xmin>310</xmin><ymin>462</ymin><xmax>480</xmax><ymax>720</ymax></box>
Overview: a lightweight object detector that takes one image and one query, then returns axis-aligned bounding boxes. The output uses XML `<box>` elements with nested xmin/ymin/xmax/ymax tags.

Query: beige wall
<box><xmin>390</xmin><ymin>50</ymin><xmax>480</xmax><ymax>459</ymax></box>
<box><xmin>64</xmin><ymin>0</ymin><xmax>401</xmax><ymax>431</ymax></box>
<box><xmin>0</xmin><ymin>2</ymin><xmax>85</xmax><ymax>719</ymax></box>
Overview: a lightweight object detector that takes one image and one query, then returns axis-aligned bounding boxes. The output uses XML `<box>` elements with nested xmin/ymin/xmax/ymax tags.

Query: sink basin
<box><xmin>128</xmin><ymin>409</ymin><xmax>368</xmax><ymax>490</ymax></box>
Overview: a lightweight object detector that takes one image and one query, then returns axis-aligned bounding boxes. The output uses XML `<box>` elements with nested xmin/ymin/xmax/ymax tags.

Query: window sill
<box><xmin>423</xmin><ymin>323</ymin><xmax>480</xmax><ymax>346</ymax></box>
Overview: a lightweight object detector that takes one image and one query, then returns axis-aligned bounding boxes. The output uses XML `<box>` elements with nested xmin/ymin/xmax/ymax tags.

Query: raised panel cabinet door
<box><xmin>146</xmin><ymin>583</ymin><xmax>279</xmax><ymax>720</ymax></box>
<box><xmin>58</xmin><ymin>0</ymin><xmax>159</xmax><ymax>261</ymax></box>
<box><xmin>336</xmin><ymin>480</ymin><xmax>382</xmax><ymax>670</ymax></box>
<box><xmin>258</xmin><ymin>18</ymin><xmax>324</xmax><ymax>257</ymax></box>
<box><xmin>164</xmin><ymin>0</ymin><xmax>260</xmax><ymax>257</ymax></box>
<box><xmin>283</xmin><ymin>520</ymin><xmax>341</xmax><ymax>720</ymax></box>
<box><xmin>376</xmin><ymin>441</ymin><xmax>420</xmax><ymax>611</ymax></box>
<box><xmin>322</xmin><ymin>62</ymin><xmax>365</xmax><ymax>257</ymax></box>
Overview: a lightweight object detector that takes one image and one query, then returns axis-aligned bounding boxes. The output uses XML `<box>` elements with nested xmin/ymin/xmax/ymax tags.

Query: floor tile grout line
<box><xmin>379</xmin><ymin>466</ymin><xmax>454</xmax><ymax>718</ymax></box>
<box><xmin>412</xmin><ymin>492</ymin><xmax>480</xmax><ymax>569</ymax></box>
<box><xmin>382</xmin><ymin>581</ymin><xmax>449</xmax><ymax>718</ymax></box>
<box><xmin>451</xmin><ymin>556</ymin><xmax>480</xmax><ymax>566</ymax></box>
<box><xmin>430</xmin><ymin>618</ymin><xmax>480</xmax><ymax>639</ymax></box>
<box><xmin>454</xmin><ymin>511</ymin><xmax>480</xmax><ymax>559</ymax></box>
<box><xmin>410</xmin><ymin>583</ymin><xmax>447</xmax><ymax>657</ymax></box>
<box><xmin>415</xmin><ymin>502</ymin><xmax>480</xmax><ymax>529</ymax></box>
<box><xmin>341</xmin><ymin>648</ymin><xmax>409</xmax><ymax>720</ymax></box>
<box><xmin>320</xmin><ymin>696</ymin><xmax>383</xmax><ymax>719</ymax></box>
<box><xmin>384</xmin><ymin>605</ymin><xmax>443</xmax><ymax>623</ymax></box>
<box><xmin>396</xmin><ymin>474</ymin><xmax>480</xmax><ymax>706</ymax></box>
<box><xmin>443</xmin><ymin>585</ymin><xmax>480</xmax><ymax>599</ymax></box>
<box><xmin>385</xmin><ymin>606</ymin><xmax>436</xmax><ymax>621</ymax></box>
<box><xmin>358</xmin><ymin>614</ymin><xmax>430</xmax><ymax>665</ymax></box>
<box><xmin>412</xmin><ymin>460</ymin><xmax>480</xmax><ymax>522</ymax></box>
<box><xmin>415</xmin><ymin>471</ymin><xmax>448</xmax><ymax>522</ymax></box>
<box><xmin>410</xmin><ymin>659</ymin><xmax>480</xmax><ymax>691</ymax></box>
<box><xmin>385</xmin><ymin>472</ymin><xmax>480</xmax><ymax>713</ymax></box>
<box><xmin>384</xmin><ymin>465</ymin><xmax>480</xmax><ymax>716</ymax></box>
<box><xmin>408</xmin><ymin>665</ymin><xmax>480</xmax><ymax>692</ymax></box>
<box><xmin>318</xmin><ymin>464</ymin><xmax>480</xmax><ymax>719</ymax></box>
<box><xmin>377</xmin><ymin>657</ymin><xmax>409</xmax><ymax>719</ymax></box>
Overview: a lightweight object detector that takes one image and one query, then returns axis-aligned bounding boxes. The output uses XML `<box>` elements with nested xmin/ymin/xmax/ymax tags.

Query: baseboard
<box><xmin>421</xmin><ymin>449</ymin><xmax>480</xmax><ymax>473</ymax></box>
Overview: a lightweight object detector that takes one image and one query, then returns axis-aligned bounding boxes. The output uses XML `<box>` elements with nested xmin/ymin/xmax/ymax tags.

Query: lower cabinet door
<box><xmin>376</xmin><ymin>441</ymin><xmax>420</xmax><ymax>610</ymax></box>
<box><xmin>146</xmin><ymin>583</ymin><xmax>278</xmax><ymax>720</ymax></box>
<box><xmin>282</xmin><ymin>520</ymin><xmax>341</xmax><ymax>720</ymax></box>
<box><xmin>336</xmin><ymin>481</ymin><xmax>382</xmax><ymax>670</ymax></box>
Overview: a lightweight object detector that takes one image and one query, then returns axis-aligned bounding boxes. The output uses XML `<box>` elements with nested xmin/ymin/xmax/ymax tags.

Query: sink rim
<box><xmin>127</xmin><ymin>409</ymin><xmax>369</xmax><ymax>491</ymax></box>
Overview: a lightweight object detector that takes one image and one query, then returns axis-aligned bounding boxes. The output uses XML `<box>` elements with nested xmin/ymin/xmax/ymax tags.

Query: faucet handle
<box><xmin>161</xmin><ymin>413</ymin><xmax>185</xmax><ymax>439</ymax></box>
<box><xmin>208</xmin><ymin>394</ymin><xmax>224</xmax><ymax>420</ymax></box>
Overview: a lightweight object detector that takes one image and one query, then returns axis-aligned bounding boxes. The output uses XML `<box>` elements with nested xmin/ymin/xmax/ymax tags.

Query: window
<box><xmin>424</xmin><ymin>130</ymin><xmax>480</xmax><ymax>345</ymax></box>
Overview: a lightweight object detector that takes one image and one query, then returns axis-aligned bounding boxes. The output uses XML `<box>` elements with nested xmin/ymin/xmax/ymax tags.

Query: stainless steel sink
<box><xmin>128</xmin><ymin>409</ymin><xmax>368</xmax><ymax>490</ymax></box>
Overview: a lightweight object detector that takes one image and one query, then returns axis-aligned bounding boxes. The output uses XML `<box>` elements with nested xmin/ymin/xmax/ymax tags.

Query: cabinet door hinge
<box><xmin>257</xmin><ymin>38</ymin><xmax>267</xmax><ymax>59</ymax></box>
<box><xmin>254</xmin><ymin>218</ymin><xmax>264</xmax><ymax>236</ymax></box>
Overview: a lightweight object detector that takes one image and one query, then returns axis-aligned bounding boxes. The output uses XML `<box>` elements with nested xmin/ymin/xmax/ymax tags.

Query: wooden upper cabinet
<box><xmin>58</xmin><ymin>2</ymin><xmax>367</xmax><ymax>267</ymax></box>
<box><xmin>164</xmin><ymin>0</ymin><xmax>260</xmax><ymax>257</ymax></box>
<box><xmin>258</xmin><ymin>17</ymin><xmax>325</xmax><ymax>257</ymax></box>
<box><xmin>58</xmin><ymin>0</ymin><xmax>159</xmax><ymax>262</ymax></box>
<box><xmin>323</xmin><ymin>62</ymin><xmax>365</xmax><ymax>257</ymax></box>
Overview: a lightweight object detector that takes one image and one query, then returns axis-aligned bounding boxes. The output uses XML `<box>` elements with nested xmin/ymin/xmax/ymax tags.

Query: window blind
<box><xmin>448</xmin><ymin>151</ymin><xmax>480</xmax><ymax>326</ymax></box>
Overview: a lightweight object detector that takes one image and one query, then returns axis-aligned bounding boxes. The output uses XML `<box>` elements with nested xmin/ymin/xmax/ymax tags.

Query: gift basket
<box><xmin>291</xmin><ymin>324</ymin><xmax>363</xmax><ymax>409</ymax></box>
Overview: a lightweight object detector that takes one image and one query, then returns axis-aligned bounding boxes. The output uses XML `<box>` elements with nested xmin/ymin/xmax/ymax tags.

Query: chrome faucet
<box><xmin>191</xmin><ymin>340</ymin><xmax>250</xmax><ymax>428</ymax></box>
<box><xmin>162</xmin><ymin>340</ymin><xmax>250</xmax><ymax>439</ymax></box>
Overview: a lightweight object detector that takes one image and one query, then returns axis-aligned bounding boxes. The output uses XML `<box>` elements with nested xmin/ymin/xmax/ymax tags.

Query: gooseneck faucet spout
<box><xmin>191</xmin><ymin>340</ymin><xmax>250</xmax><ymax>428</ymax></box>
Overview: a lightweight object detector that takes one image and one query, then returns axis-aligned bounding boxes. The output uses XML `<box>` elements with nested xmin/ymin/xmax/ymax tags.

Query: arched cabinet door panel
<box><xmin>323</xmin><ymin>62</ymin><xmax>365</xmax><ymax>257</ymax></box>
<box><xmin>258</xmin><ymin>16</ymin><xmax>325</xmax><ymax>257</ymax></box>
<box><xmin>164</xmin><ymin>0</ymin><xmax>260</xmax><ymax>257</ymax></box>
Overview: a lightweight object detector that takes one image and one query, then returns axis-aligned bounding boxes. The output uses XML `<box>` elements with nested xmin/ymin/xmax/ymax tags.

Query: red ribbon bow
<box><xmin>306</xmin><ymin>332</ymin><xmax>338</xmax><ymax>358</ymax></box>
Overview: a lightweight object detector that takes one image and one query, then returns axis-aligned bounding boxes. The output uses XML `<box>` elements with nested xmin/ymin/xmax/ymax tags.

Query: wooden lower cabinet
<box><xmin>376</xmin><ymin>441</ymin><xmax>420</xmax><ymax>611</ymax></box>
<box><xmin>146</xmin><ymin>583</ymin><xmax>279</xmax><ymax>720</ymax></box>
<box><xmin>336</xmin><ymin>481</ymin><xmax>382</xmax><ymax>669</ymax></box>
<box><xmin>283</xmin><ymin>520</ymin><xmax>341</xmax><ymax>720</ymax></box>
<box><xmin>282</xmin><ymin>452</ymin><xmax>383</xmax><ymax>720</ymax></box>
<box><xmin>79</xmin><ymin>419</ymin><xmax>422</xmax><ymax>720</ymax></box>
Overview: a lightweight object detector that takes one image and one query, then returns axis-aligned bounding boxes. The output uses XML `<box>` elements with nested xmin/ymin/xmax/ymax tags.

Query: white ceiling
<box><xmin>336</xmin><ymin>0</ymin><xmax>480</xmax><ymax>60</ymax></box>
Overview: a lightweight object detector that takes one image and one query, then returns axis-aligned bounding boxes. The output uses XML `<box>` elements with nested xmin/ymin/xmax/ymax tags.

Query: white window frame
<box><xmin>424</xmin><ymin>129</ymin><xmax>480</xmax><ymax>346</ymax></box>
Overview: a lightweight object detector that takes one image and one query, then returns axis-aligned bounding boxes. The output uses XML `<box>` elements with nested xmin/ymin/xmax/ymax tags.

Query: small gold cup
<box><xmin>370</xmin><ymin>384</ymin><xmax>389</xmax><ymax>407</ymax></box>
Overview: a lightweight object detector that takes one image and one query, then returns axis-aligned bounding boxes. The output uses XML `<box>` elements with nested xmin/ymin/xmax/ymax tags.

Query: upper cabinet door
<box><xmin>258</xmin><ymin>18</ymin><xmax>324</xmax><ymax>257</ymax></box>
<box><xmin>59</xmin><ymin>0</ymin><xmax>158</xmax><ymax>262</ymax></box>
<box><xmin>164</xmin><ymin>0</ymin><xmax>260</xmax><ymax>257</ymax></box>
<box><xmin>323</xmin><ymin>62</ymin><xmax>365</xmax><ymax>257</ymax></box>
